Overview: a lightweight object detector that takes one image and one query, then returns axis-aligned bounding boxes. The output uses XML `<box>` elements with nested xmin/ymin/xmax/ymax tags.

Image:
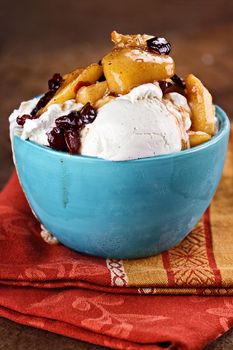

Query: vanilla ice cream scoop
<box><xmin>80</xmin><ymin>84</ymin><xmax>191</xmax><ymax>160</ymax></box>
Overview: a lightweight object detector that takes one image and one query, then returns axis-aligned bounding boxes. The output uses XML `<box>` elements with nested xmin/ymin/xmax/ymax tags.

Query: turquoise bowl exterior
<box><xmin>13</xmin><ymin>106</ymin><xmax>230</xmax><ymax>259</ymax></box>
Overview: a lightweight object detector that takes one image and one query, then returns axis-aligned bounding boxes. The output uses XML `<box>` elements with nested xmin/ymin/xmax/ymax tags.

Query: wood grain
<box><xmin>0</xmin><ymin>0</ymin><xmax>232</xmax><ymax>348</ymax></box>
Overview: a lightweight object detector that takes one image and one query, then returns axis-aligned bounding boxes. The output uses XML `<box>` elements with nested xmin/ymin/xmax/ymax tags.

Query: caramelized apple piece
<box><xmin>42</xmin><ymin>64</ymin><xmax>103</xmax><ymax>112</ymax></box>
<box><xmin>62</xmin><ymin>67</ymin><xmax>83</xmax><ymax>82</ymax></box>
<box><xmin>94</xmin><ymin>95</ymin><xmax>116</xmax><ymax>109</ymax></box>
<box><xmin>111</xmin><ymin>31</ymin><xmax>153</xmax><ymax>49</ymax></box>
<box><xmin>188</xmin><ymin>131</ymin><xmax>211</xmax><ymax>147</ymax></box>
<box><xmin>76</xmin><ymin>81</ymin><xmax>109</xmax><ymax>105</ymax></box>
<box><xmin>102</xmin><ymin>48</ymin><xmax>175</xmax><ymax>94</ymax></box>
<box><xmin>185</xmin><ymin>74</ymin><xmax>215</xmax><ymax>136</ymax></box>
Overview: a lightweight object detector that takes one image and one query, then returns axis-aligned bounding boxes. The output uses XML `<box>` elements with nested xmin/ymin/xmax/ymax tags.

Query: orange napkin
<box><xmin>0</xmin><ymin>127</ymin><xmax>232</xmax><ymax>350</ymax></box>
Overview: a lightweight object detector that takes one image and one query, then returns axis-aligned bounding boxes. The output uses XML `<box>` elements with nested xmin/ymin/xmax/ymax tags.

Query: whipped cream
<box><xmin>9</xmin><ymin>98</ymin><xmax>83</xmax><ymax>146</ymax></box>
<box><xmin>80</xmin><ymin>84</ymin><xmax>191</xmax><ymax>160</ymax></box>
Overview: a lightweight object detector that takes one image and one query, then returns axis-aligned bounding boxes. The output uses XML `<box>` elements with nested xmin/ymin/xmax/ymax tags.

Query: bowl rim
<box><xmin>14</xmin><ymin>105</ymin><xmax>230</xmax><ymax>163</ymax></box>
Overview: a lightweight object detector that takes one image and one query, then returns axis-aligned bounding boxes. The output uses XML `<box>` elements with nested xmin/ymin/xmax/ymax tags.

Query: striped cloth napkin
<box><xmin>0</xmin><ymin>126</ymin><xmax>232</xmax><ymax>350</ymax></box>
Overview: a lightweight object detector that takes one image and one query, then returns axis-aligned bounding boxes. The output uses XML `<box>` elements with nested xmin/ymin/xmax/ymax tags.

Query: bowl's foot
<box><xmin>40</xmin><ymin>225</ymin><xmax>59</xmax><ymax>245</ymax></box>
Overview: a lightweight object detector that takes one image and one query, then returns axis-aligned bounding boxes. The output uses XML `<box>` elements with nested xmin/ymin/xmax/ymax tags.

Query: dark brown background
<box><xmin>0</xmin><ymin>0</ymin><xmax>233</xmax><ymax>348</ymax></box>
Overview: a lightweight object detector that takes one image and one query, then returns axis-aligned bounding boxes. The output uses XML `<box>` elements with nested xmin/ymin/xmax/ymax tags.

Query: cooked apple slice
<box><xmin>42</xmin><ymin>64</ymin><xmax>103</xmax><ymax>112</ymax></box>
<box><xmin>188</xmin><ymin>131</ymin><xmax>211</xmax><ymax>147</ymax></box>
<box><xmin>102</xmin><ymin>48</ymin><xmax>175</xmax><ymax>94</ymax></box>
<box><xmin>94</xmin><ymin>95</ymin><xmax>116</xmax><ymax>109</ymax></box>
<box><xmin>62</xmin><ymin>67</ymin><xmax>84</xmax><ymax>82</ymax></box>
<box><xmin>185</xmin><ymin>74</ymin><xmax>215</xmax><ymax>136</ymax></box>
<box><xmin>76</xmin><ymin>81</ymin><xmax>109</xmax><ymax>105</ymax></box>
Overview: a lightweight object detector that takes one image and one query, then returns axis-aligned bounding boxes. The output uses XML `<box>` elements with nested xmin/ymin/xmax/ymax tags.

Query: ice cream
<box><xmin>9</xmin><ymin>31</ymin><xmax>216</xmax><ymax>160</ymax></box>
<box><xmin>9</xmin><ymin>83</ymin><xmax>191</xmax><ymax>160</ymax></box>
<box><xmin>81</xmin><ymin>84</ymin><xmax>191</xmax><ymax>160</ymax></box>
<box><xmin>10</xmin><ymin>98</ymin><xmax>82</xmax><ymax>146</ymax></box>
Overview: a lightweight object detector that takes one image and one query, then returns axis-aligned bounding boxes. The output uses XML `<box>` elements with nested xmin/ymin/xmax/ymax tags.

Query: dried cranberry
<box><xmin>31</xmin><ymin>73</ymin><xmax>63</xmax><ymax>117</ymax></box>
<box><xmin>17</xmin><ymin>73</ymin><xmax>64</xmax><ymax>127</ymax></box>
<box><xmin>55</xmin><ymin>111</ymin><xmax>82</xmax><ymax>130</ymax></box>
<box><xmin>80</xmin><ymin>102</ymin><xmax>97</xmax><ymax>124</ymax></box>
<box><xmin>48</xmin><ymin>109</ymin><xmax>86</xmax><ymax>153</ymax></box>
<box><xmin>159</xmin><ymin>80</ymin><xmax>186</xmax><ymax>96</ymax></box>
<box><xmin>171</xmin><ymin>74</ymin><xmax>186</xmax><ymax>89</ymax></box>
<box><xmin>16</xmin><ymin>114</ymin><xmax>32</xmax><ymax>126</ymax></box>
<box><xmin>146</xmin><ymin>37</ymin><xmax>171</xmax><ymax>55</ymax></box>
<box><xmin>46</xmin><ymin>127</ymin><xmax>67</xmax><ymax>151</ymax></box>
<box><xmin>64</xmin><ymin>129</ymin><xmax>81</xmax><ymax>154</ymax></box>
<box><xmin>159</xmin><ymin>81</ymin><xmax>173</xmax><ymax>94</ymax></box>
<box><xmin>74</xmin><ymin>81</ymin><xmax>90</xmax><ymax>94</ymax></box>
<box><xmin>17</xmin><ymin>73</ymin><xmax>64</xmax><ymax>128</ymax></box>
<box><xmin>48</xmin><ymin>73</ymin><xmax>64</xmax><ymax>92</ymax></box>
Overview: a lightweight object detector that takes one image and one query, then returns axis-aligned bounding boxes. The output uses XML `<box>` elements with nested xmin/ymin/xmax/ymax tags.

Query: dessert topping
<box><xmin>80</xmin><ymin>102</ymin><xmax>97</xmax><ymax>124</ymax></box>
<box><xmin>185</xmin><ymin>74</ymin><xmax>215</xmax><ymax>136</ymax></box>
<box><xmin>188</xmin><ymin>131</ymin><xmax>211</xmax><ymax>147</ymax></box>
<box><xmin>64</xmin><ymin>129</ymin><xmax>81</xmax><ymax>154</ymax></box>
<box><xmin>41</xmin><ymin>64</ymin><xmax>103</xmax><ymax>113</ymax></box>
<box><xmin>76</xmin><ymin>81</ymin><xmax>109</xmax><ymax>106</ymax></box>
<box><xmin>146</xmin><ymin>37</ymin><xmax>171</xmax><ymax>55</ymax></box>
<box><xmin>30</xmin><ymin>90</ymin><xmax>55</xmax><ymax>117</ymax></box>
<box><xmin>48</xmin><ymin>73</ymin><xmax>64</xmax><ymax>92</ymax></box>
<box><xmin>47</xmin><ymin>102</ymin><xmax>97</xmax><ymax>153</ymax></box>
<box><xmin>55</xmin><ymin>111</ymin><xmax>82</xmax><ymax>130</ymax></box>
<box><xmin>16</xmin><ymin>73</ymin><xmax>64</xmax><ymax>126</ymax></box>
<box><xmin>159</xmin><ymin>81</ymin><xmax>173</xmax><ymax>94</ymax></box>
<box><xmin>171</xmin><ymin>74</ymin><xmax>186</xmax><ymax>89</ymax></box>
<box><xmin>47</xmin><ymin>127</ymin><xmax>67</xmax><ymax>151</ymax></box>
<box><xmin>14</xmin><ymin>32</ymin><xmax>216</xmax><ymax>153</ymax></box>
<box><xmin>16</xmin><ymin>114</ymin><xmax>34</xmax><ymax>126</ymax></box>
<box><xmin>158</xmin><ymin>73</ymin><xmax>186</xmax><ymax>96</ymax></box>
<box><xmin>74</xmin><ymin>81</ymin><xmax>90</xmax><ymax>94</ymax></box>
<box><xmin>102</xmin><ymin>47</ymin><xmax>175</xmax><ymax>94</ymax></box>
<box><xmin>31</xmin><ymin>73</ymin><xmax>64</xmax><ymax>116</ymax></box>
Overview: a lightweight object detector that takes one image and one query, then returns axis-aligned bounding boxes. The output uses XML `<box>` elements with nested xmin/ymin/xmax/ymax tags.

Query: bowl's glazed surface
<box><xmin>13</xmin><ymin>106</ymin><xmax>230</xmax><ymax>259</ymax></box>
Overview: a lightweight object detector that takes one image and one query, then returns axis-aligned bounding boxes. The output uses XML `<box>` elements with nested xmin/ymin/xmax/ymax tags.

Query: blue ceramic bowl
<box><xmin>13</xmin><ymin>106</ymin><xmax>230</xmax><ymax>259</ymax></box>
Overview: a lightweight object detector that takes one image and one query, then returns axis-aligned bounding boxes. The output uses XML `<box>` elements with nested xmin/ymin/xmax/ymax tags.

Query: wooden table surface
<box><xmin>0</xmin><ymin>0</ymin><xmax>233</xmax><ymax>348</ymax></box>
